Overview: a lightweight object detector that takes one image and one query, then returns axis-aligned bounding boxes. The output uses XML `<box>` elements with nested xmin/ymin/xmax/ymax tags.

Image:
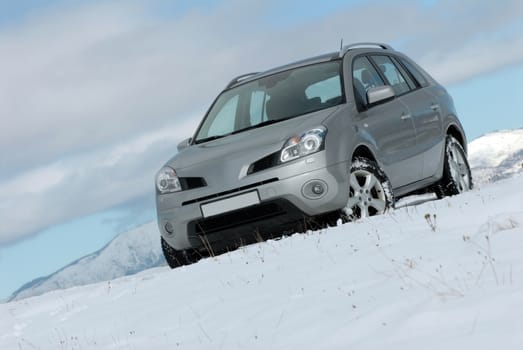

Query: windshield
<box><xmin>194</xmin><ymin>61</ymin><xmax>343</xmax><ymax>143</ymax></box>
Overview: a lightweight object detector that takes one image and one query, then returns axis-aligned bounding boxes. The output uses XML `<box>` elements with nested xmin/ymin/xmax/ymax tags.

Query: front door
<box><xmin>352</xmin><ymin>56</ymin><xmax>421</xmax><ymax>188</ymax></box>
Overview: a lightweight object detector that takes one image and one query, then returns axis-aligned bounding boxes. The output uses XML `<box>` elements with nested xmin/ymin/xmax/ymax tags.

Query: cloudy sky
<box><xmin>1</xmin><ymin>0</ymin><xmax>522</xmax><ymax>299</ymax></box>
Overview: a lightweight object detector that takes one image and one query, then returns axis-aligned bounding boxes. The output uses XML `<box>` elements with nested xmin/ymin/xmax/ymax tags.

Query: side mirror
<box><xmin>367</xmin><ymin>85</ymin><xmax>395</xmax><ymax>106</ymax></box>
<box><xmin>177</xmin><ymin>137</ymin><xmax>192</xmax><ymax>152</ymax></box>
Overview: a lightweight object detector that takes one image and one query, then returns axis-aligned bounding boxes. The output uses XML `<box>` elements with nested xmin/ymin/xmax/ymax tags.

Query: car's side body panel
<box><xmin>398</xmin><ymin>87</ymin><xmax>444</xmax><ymax>179</ymax></box>
<box><xmin>352</xmin><ymin>99</ymin><xmax>421</xmax><ymax>188</ymax></box>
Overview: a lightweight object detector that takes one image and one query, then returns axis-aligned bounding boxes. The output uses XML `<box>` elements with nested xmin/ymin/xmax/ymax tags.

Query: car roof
<box><xmin>226</xmin><ymin>42</ymin><xmax>396</xmax><ymax>89</ymax></box>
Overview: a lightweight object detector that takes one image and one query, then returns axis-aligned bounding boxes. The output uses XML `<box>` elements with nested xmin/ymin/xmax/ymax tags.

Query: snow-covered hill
<box><xmin>8</xmin><ymin>128</ymin><xmax>523</xmax><ymax>303</ymax></box>
<box><xmin>8</xmin><ymin>222</ymin><xmax>165</xmax><ymax>301</ymax></box>
<box><xmin>2</xmin><ymin>173</ymin><xmax>522</xmax><ymax>349</ymax></box>
<box><xmin>468</xmin><ymin>128</ymin><xmax>523</xmax><ymax>184</ymax></box>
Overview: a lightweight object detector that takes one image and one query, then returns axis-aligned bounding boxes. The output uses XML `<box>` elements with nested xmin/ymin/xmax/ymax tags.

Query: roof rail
<box><xmin>339</xmin><ymin>42</ymin><xmax>393</xmax><ymax>57</ymax></box>
<box><xmin>226</xmin><ymin>72</ymin><xmax>260</xmax><ymax>89</ymax></box>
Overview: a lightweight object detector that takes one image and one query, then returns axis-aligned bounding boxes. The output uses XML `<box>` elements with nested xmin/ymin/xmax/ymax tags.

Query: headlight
<box><xmin>156</xmin><ymin>166</ymin><xmax>182</xmax><ymax>194</ymax></box>
<box><xmin>280</xmin><ymin>127</ymin><xmax>326</xmax><ymax>163</ymax></box>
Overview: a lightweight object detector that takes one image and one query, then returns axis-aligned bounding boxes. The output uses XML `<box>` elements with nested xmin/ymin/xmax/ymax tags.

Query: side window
<box><xmin>391</xmin><ymin>57</ymin><xmax>416</xmax><ymax>90</ymax></box>
<box><xmin>399</xmin><ymin>57</ymin><xmax>429</xmax><ymax>87</ymax></box>
<box><xmin>352</xmin><ymin>56</ymin><xmax>385</xmax><ymax>108</ymax></box>
<box><xmin>371</xmin><ymin>55</ymin><xmax>412</xmax><ymax>96</ymax></box>
<box><xmin>207</xmin><ymin>95</ymin><xmax>238</xmax><ymax>136</ymax></box>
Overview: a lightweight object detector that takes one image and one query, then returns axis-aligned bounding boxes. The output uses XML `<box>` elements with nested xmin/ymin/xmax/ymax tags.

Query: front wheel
<box><xmin>344</xmin><ymin>157</ymin><xmax>394</xmax><ymax>220</ymax></box>
<box><xmin>161</xmin><ymin>237</ymin><xmax>199</xmax><ymax>269</ymax></box>
<box><xmin>435</xmin><ymin>136</ymin><xmax>473</xmax><ymax>198</ymax></box>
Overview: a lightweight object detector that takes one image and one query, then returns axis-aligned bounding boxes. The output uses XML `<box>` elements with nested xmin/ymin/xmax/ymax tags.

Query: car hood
<box><xmin>167</xmin><ymin>106</ymin><xmax>340</xmax><ymax>171</ymax></box>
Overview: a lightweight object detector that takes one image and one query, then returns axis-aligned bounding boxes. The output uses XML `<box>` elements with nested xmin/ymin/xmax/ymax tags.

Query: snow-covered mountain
<box><xmin>8</xmin><ymin>222</ymin><xmax>165</xmax><ymax>301</ymax></box>
<box><xmin>8</xmin><ymin>128</ymin><xmax>523</xmax><ymax>302</ymax></box>
<box><xmin>468</xmin><ymin>128</ymin><xmax>523</xmax><ymax>184</ymax></box>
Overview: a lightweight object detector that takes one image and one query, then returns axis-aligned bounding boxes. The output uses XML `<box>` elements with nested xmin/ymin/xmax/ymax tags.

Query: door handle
<box><xmin>430</xmin><ymin>103</ymin><xmax>440</xmax><ymax>111</ymax></box>
<box><xmin>400</xmin><ymin>113</ymin><xmax>412</xmax><ymax>120</ymax></box>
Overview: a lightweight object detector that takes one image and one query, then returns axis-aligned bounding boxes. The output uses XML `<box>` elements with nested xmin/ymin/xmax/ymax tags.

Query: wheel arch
<box><xmin>446</xmin><ymin>123</ymin><xmax>467</xmax><ymax>154</ymax></box>
<box><xmin>351</xmin><ymin>144</ymin><xmax>377</xmax><ymax>162</ymax></box>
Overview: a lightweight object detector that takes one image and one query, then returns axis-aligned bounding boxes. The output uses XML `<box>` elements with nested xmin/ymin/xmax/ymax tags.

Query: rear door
<box><xmin>396</xmin><ymin>56</ymin><xmax>444</xmax><ymax>179</ymax></box>
<box><xmin>352</xmin><ymin>56</ymin><xmax>421</xmax><ymax>188</ymax></box>
<box><xmin>370</xmin><ymin>54</ymin><xmax>444</xmax><ymax>182</ymax></box>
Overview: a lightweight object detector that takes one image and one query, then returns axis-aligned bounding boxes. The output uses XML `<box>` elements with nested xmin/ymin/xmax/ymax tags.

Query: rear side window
<box><xmin>399</xmin><ymin>58</ymin><xmax>429</xmax><ymax>87</ymax></box>
<box><xmin>371</xmin><ymin>55</ymin><xmax>412</xmax><ymax>96</ymax></box>
<box><xmin>390</xmin><ymin>56</ymin><xmax>416</xmax><ymax>90</ymax></box>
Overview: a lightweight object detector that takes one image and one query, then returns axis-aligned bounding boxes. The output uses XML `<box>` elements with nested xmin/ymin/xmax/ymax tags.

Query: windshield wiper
<box><xmin>193</xmin><ymin>134</ymin><xmax>227</xmax><ymax>144</ymax></box>
<box><xmin>195</xmin><ymin>119</ymin><xmax>287</xmax><ymax>144</ymax></box>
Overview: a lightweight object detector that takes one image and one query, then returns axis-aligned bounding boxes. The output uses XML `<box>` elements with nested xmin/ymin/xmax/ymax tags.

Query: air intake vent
<box><xmin>180</xmin><ymin>177</ymin><xmax>206</xmax><ymax>190</ymax></box>
<box><xmin>247</xmin><ymin>152</ymin><xmax>280</xmax><ymax>174</ymax></box>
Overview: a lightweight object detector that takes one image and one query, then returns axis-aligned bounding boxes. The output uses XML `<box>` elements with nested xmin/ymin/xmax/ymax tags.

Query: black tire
<box><xmin>344</xmin><ymin>157</ymin><xmax>394</xmax><ymax>220</ymax></box>
<box><xmin>161</xmin><ymin>237</ymin><xmax>199</xmax><ymax>269</ymax></box>
<box><xmin>435</xmin><ymin>136</ymin><xmax>473</xmax><ymax>199</ymax></box>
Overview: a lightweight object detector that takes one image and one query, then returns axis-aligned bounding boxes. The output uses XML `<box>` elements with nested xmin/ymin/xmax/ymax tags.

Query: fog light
<box><xmin>164</xmin><ymin>222</ymin><xmax>174</xmax><ymax>234</ymax></box>
<box><xmin>301</xmin><ymin>179</ymin><xmax>328</xmax><ymax>200</ymax></box>
<box><xmin>312</xmin><ymin>183</ymin><xmax>324</xmax><ymax>195</ymax></box>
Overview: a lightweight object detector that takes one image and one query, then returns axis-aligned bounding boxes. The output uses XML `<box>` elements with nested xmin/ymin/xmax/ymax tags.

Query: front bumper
<box><xmin>156</xmin><ymin>156</ymin><xmax>350</xmax><ymax>251</ymax></box>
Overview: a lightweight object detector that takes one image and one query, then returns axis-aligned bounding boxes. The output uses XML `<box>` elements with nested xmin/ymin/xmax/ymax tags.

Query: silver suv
<box><xmin>155</xmin><ymin>42</ymin><xmax>472</xmax><ymax>267</ymax></box>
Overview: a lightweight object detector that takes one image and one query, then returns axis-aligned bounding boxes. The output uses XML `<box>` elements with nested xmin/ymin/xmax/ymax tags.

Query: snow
<box><xmin>3</xmin><ymin>128</ymin><xmax>523</xmax><ymax>349</ymax></box>
<box><xmin>2</xmin><ymin>174</ymin><xmax>523</xmax><ymax>349</ymax></box>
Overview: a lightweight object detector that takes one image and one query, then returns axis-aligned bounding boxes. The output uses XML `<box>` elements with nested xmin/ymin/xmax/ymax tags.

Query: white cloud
<box><xmin>0</xmin><ymin>165</ymin><xmax>66</xmax><ymax>197</ymax></box>
<box><xmin>1</xmin><ymin>0</ymin><xmax>522</xmax><ymax>244</ymax></box>
<box><xmin>0</xmin><ymin>117</ymin><xmax>199</xmax><ymax>244</ymax></box>
<box><xmin>101</xmin><ymin>118</ymin><xmax>198</xmax><ymax>167</ymax></box>
<box><xmin>421</xmin><ymin>34</ymin><xmax>523</xmax><ymax>85</ymax></box>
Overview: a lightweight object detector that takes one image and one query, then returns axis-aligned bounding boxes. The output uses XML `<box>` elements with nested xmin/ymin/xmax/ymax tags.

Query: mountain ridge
<box><xmin>8</xmin><ymin>221</ymin><xmax>165</xmax><ymax>301</ymax></box>
<box><xmin>468</xmin><ymin>128</ymin><xmax>523</xmax><ymax>184</ymax></box>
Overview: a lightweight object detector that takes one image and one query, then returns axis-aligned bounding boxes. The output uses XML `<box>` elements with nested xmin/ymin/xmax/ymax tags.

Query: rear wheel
<box><xmin>435</xmin><ymin>136</ymin><xmax>473</xmax><ymax>198</ymax></box>
<box><xmin>161</xmin><ymin>237</ymin><xmax>199</xmax><ymax>269</ymax></box>
<box><xmin>344</xmin><ymin>157</ymin><xmax>394</xmax><ymax>220</ymax></box>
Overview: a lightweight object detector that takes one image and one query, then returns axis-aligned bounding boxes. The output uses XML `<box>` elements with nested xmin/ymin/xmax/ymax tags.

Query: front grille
<box><xmin>193</xmin><ymin>201</ymin><xmax>286</xmax><ymax>235</ymax></box>
<box><xmin>181</xmin><ymin>178</ymin><xmax>279</xmax><ymax>206</ymax></box>
<box><xmin>186</xmin><ymin>199</ymin><xmax>316</xmax><ymax>252</ymax></box>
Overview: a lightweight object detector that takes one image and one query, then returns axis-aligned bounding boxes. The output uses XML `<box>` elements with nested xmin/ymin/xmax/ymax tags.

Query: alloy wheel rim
<box><xmin>346</xmin><ymin>169</ymin><xmax>387</xmax><ymax>218</ymax></box>
<box><xmin>448</xmin><ymin>143</ymin><xmax>471</xmax><ymax>193</ymax></box>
